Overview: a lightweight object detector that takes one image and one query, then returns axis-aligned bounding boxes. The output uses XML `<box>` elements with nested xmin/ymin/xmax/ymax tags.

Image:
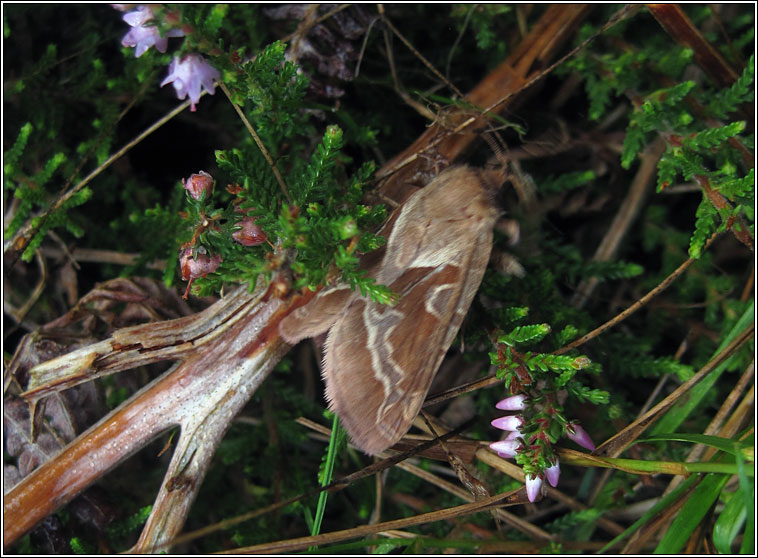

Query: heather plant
<box><xmin>3</xmin><ymin>4</ymin><xmax>754</xmax><ymax>554</ymax></box>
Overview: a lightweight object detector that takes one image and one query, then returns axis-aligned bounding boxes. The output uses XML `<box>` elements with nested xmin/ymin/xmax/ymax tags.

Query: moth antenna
<box><xmin>321</xmin><ymin>328</ymin><xmax>337</xmax><ymax>407</ymax></box>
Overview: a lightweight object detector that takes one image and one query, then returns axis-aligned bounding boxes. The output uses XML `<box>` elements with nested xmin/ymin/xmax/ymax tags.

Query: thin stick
<box><xmin>446</xmin><ymin>5</ymin><xmax>475</xmax><ymax>81</ymax></box>
<box><xmin>355</xmin><ymin>16</ymin><xmax>380</xmax><ymax>78</ymax></box>
<box><xmin>279</xmin><ymin>4</ymin><xmax>351</xmax><ymax>44</ymax></box>
<box><xmin>219</xmin><ymin>81</ymin><xmax>293</xmax><ymax>203</ymax></box>
<box><xmin>376</xmin><ymin>5</ymin><xmax>639</xmax><ymax>181</ymax></box>
<box><xmin>7</xmin><ymin>250</ymin><xmax>47</xmax><ymax>326</ymax></box>
<box><xmin>7</xmin><ymin>94</ymin><xmax>191</xmax><ymax>262</ymax></box>
<box><xmin>226</xmin><ymin>489</ymin><xmax>521</xmax><ymax>554</ymax></box>
<box><xmin>571</xmin><ymin>137</ymin><xmax>667</xmax><ymax>308</ymax></box>
<box><xmin>378</xmin><ymin>4</ymin><xmax>465</xmax><ymax>99</ymax></box>
<box><xmin>383</xmin><ymin>26</ymin><xmax>437</xmax><ymax>121</ymax></box>
<box><xmin>555</xmin><ymin>232</ymin><xmax>720</xmax><ymax>355</ymax></box>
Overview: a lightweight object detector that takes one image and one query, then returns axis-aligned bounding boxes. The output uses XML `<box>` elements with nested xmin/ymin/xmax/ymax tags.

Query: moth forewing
<box><xmin>280</xmin><ymin>165</ymin><xmax>500</xmax><ymax>455</ymax></box>
<box><xmin>278</xmin><ymin>285</ymin><xmax>356</xmax><ymax>344</ymax></box>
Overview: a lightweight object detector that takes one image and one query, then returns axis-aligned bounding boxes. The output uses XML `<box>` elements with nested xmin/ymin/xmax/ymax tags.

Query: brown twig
<box><xmin>592</xmin><ymin>322</ymin><xmax>754</xmax><ymax>458</ymax></box>
<box><xmin>647</xmin><ymin>4</ymin><xmax>741</xmax><ymax>89</ymax></box>
<box><xmin>555</xmin><ymin>232</ymin><xmax>721</xmax><ymax>356</ymax></box>
<box><xmin>571</xmin><ymin>137</ymin><xmax>667</xmax><ymax>308</ymax></box>
<box><xmin>377</xmin><ymin>4</ymin><xmax>465</xmax><ymax>99</ymax></box>
<box><xmin>6</xmin><ymin>91</ymin><xmax>191</xmax><ymax>265</ymax></box>
<box><xmin>279</xmin><ymin>4</ymin><xmax>351</xmax><ymax>45</ymax></box>
<box><xmin>224</xmin><ymin>489</ymin><xmax>524</xmax><ymax>554</ymax></box>
<box><xmin>3</xmin><ymin>283</ymin><xmax>301</xmax><ymax>550</ymax></box>
<box><xmin>5</xmin><ymin>250</ymin><xmax>47</xmax><ymax>329</ymax></box>
<box><xmin>219</xmin><ymin>82</ymin><xmax>293</xmax><ymax>203</ymax></box>
<box><xmin>40</xmin><ymin>247</ymin><xmax>166</xmax><ymax>269</ymax></box>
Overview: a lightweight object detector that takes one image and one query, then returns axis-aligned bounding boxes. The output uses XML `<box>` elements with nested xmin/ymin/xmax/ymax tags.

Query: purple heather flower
<box><xmin>495</xmin><ymin>394</ymin><xmax>527</xmax><ymax>411</ymax></box>
<box><xmin>120</xmin><ymin>5</ymin><xmax>184</xmax><ymax>58</ymax></box>
<box><xmin>161</xmin><ymin>54</ymin><xmax>221</xmax><ymax>111</ymax></box>
<box><xmin>504</xmin><ymin>429</ymin><xmax>520</xmax><ymax>441</ymax></box>
<box><xmin>525</xmin><ymin>474</ymin><xmax>543</xmax><ymax>503</ymax></box>
<box><xmin>489</xmin><ymin>439</ymin><xmax>520</xmax><ymax>459</ymax></box>
<box><xmin>491</xmin><ymin>415</ymin><xmax>523</xmax><ymax>431</ymax></box>
<box><xmin>566</xmin><ymin>423</ymin><xmax>596</xmax><ymax>451</ymax></box>
<box><xmin>545</xmin><ymin>461</ymin><xmax>560</xmax><ymax>487</ymax></box>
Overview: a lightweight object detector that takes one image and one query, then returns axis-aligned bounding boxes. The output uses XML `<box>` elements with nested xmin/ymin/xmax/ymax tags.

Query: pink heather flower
<box><xmin>179</xmin><ymin>247</ymin><xmax>222</xmax><ymax>281</ymax></box>
<box><xmin>495</xmin><ymin>394</ymin><xmax>527</xmax><ymax>411</ymax></box>
<box><xmin>545</xmin><ymin>461</ymin><xmax>560</xmax><ymax>487</ymax></box>
<box><xmin>182</xmin><ymin>171</ymin><xmax>214</xmax><ymax>200</ymax></box>
<box><xmin>566</xmin><ymin>423</ymin><xmax>596</xmax><ymax>451</ymax></box>
<box><xmin>491</xmin><ymin>415</ymin><xmax>523</xmax><ymax>431</ymax></box>
<box><xmin>233</xmin><ymin>217</ymin><xmax>267</xmax><ymax>247</ymax></box>
<box><xmin>504</xmin><ymin>429</ymin><xmax>520</xmax><ymax>441</ymax></box>
<box><xmin>121</xmin><ymin>6</ymin><xmax>184</xmax><ymax>58</ymax></box>
<box><xmin>525</xmin><ymin>474</ymin><xmax>543</xmax><ymax>503</ymax></box>
<box><xmin>490</xmin><ymin>439</ymin><xmax>519</xmax><ymax>459</ymax></box>
<box><xmin>161</xmin><ymin>54</ymin><xmax>220</xmax><ymax>111</ymax></box>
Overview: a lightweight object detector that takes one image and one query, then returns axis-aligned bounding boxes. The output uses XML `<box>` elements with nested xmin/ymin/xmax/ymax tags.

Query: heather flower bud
<box><xmin>495</xmin><ymin>394</ymin><xmax>527</xmax><ymax>411</ymax></box>
<box><xmin>525</xmin><ymin>474</ymin><xmax>543</xmax><ymax>503</ymax></box>
<box><xmin>545</xmin><ymin>461</ymin><xmax>560</xmax><ymax>487</ymax></box>
<box><xmin>179</xmin><ymin>247</ymin><xmax>222</xmax><ymax>280</ymax></box>
<box><xmin>182</xmin><ymin>171</ymin><xmax>214</xmax><ymax>200</ymax></box>
<box><xmin>566</xmin><ymin>423</ymin><xmax>596</xmax><ymax>451</ymax></box>
<box><xmin>491</xmin><ymin>415</ymin><xmax>523</xmax><ymax>431</ymax></box>
<box><xmin>489</xmin><ymin>439</ymin><xmax>519</xmax><ymax>459</ymax></box>
<box><xmin>233</xmin><ymin>217</ymin><xmax>267</xmax><ymax>247</ymax></box>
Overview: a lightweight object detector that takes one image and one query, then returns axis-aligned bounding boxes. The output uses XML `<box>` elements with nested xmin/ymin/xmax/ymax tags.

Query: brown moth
<box><xmin>279</xmin><ymin>165</ymin><xmax>500</xmax><ymax>455</ymax></box>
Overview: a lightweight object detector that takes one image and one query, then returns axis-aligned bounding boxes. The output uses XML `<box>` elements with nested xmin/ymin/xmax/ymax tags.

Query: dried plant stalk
<box><xmin>4</xmin><ymin>282</ymin><xmax>303</xmax><ymax>550</ymax></box>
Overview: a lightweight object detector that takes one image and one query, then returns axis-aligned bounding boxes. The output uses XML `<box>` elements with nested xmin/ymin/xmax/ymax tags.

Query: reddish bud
<box><xmin>163</xmin><ymin>10</ymin><xmax>180</xmax><ymax>25</ymax></box>
<box><xmin>233</xmin><ymin>217</ymin><xmax>267</xmax><ymax>247</ymax></box>
<box><xmin>182</xmin><ymin>171</ymin><xmax>214</xmax><ymax>200</ymax></box>
<box><xmin>180</xmin><ymin>247</ymin><xmax>222</xmax><ymax>280</ymax></box>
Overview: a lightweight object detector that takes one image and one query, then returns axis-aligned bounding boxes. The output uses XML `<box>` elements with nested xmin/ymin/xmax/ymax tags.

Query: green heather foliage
<box><xmin>3</xmin><ymin>4</ymin><xmax>753</xmax><ymax>554</ymax></box>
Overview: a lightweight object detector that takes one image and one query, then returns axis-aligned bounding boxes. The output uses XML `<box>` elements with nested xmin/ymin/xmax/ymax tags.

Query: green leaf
<box><xmin>499</xmin><ymin>324</ymin><xmax>551</xmax><ymax>346</ymax></box>
<box><xmin>736</xmin><ymin>445</ymin><xmax>755</xmax><ymax>554</ymax></box>
<box><xmin>650</xmin><ymin>302</ymin><xmax>754</xmax><ymax>436</ymax></box>
<box><xmin>3</xmin><ymin>122</ymin><xmax>33</xmax><ymax>176</ymax></box>
<box><xmin>713</xmin><ymin>489</ymin><xmax>748</xmax><ymax>554</ymax></box>
<box><xmin>654</xmin><ymin>473</ymin><xmax>729</xmax><ymax>553</ymax></box>
<box><xmin>310</xmin><ymin>413</ymin><xmax>345</xmax><ymax>547</ymax></box>
<box><xmin>640</xmin><ymin>433</ymin><xmax>753</xmax><ymax>459</ymax></box>
<box><xmin>599</xmin><ymin>476</ymin><xmax>700</xmax><ymax>553</ymax></box>
<box><xmin>689</xmin><ymin>197</ymin><xmax>718</xmax><ymax>258</ymax></box>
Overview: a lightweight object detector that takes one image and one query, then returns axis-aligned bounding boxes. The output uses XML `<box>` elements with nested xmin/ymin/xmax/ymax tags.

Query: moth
<box><xmin>279</xmin><ymin>166</ymin><xmax>500</xmax><ymax>455</ymax></box>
